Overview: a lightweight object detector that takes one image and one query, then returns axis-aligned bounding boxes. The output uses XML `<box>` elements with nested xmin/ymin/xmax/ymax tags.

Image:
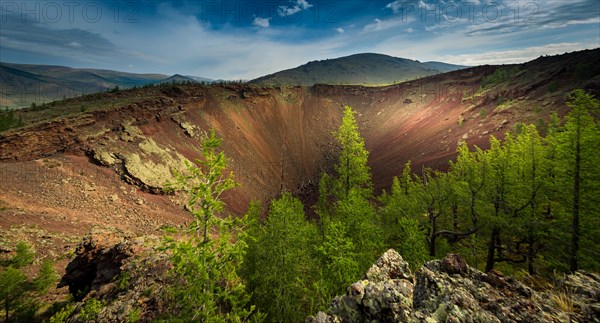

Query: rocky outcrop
<box><xmin>58</xmin><ymin>229</ymin><xmax>138</xmax><ymax>299</ymax></box>
<box><xmin>58</xmin><ymin>229</ymin><xmax>172</xmax><ymax>322</ymax></box>
<box><xmin>308</xmin><ymin>250</ymin><xmax>600</xmax><ymax>323</ymax></box>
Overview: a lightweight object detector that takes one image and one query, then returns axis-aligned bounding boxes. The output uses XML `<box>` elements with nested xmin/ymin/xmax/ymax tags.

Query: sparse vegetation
<box><xmin>550</xmin><ymin>289</ymin><xmax>576</xmax><ymax>312</ymax></box>
<box><xmin>480</xmin><ymin>66</ymin><xmax>520</xmax><ymax>88</ymax></box>
<box><xmin>48</xmin><ymin>303</ymin><xmax>75</xmax><ymax>323</ymax></box>
<box><xmin>0</xmin><ymin>108</ymin><xmax>24</xmax><ymax>132</ymax></box>
<box><xmin>0</xmin><ymin>241</ymin><xmax>58</xmax><ymax>322</ymax></box>
<box><xmin>78</xmin><ymin>298</ymin><xmax>104</xmax><ymax>321</ymax></box>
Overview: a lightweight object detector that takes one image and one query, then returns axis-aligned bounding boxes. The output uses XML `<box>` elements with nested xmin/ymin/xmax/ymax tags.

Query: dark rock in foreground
<box><xmin>307</xmin><ymin>249</ymin><xmax>600</xmax><ymax>323</ymax></box>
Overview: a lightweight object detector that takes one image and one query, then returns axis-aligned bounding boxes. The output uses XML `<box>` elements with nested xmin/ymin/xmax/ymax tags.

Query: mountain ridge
<box><xmin>250</xmin><ymin>53</ymin><xmax>467</xmax><ymax>86</ymax></box>
<box><xmin>0</xmin><ymin>62</ymin><xmax>213</xmax><ymax>108</ymax></box>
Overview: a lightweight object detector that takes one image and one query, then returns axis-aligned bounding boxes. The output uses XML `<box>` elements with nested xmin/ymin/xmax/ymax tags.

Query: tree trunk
<box><xmin>451</xmin><ymin>202</ymin><xmax>459</xmax><ymax>243</ymax></box>
<box><xmin>485</xmin><ymin>227</ymin><xmax>499</xmax><ymax>272</ymax></box>
<box><xmin>527</xmin><ymin>228</ymin><xmax>535</xmax><ymax>275</ymax></box>
<box><xmin>429</xmin><ymin>209</ymin><xmax>437</xmax><ymax>257</ymax></box>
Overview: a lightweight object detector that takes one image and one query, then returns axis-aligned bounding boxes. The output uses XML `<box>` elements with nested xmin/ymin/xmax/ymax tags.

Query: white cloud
<box><xmin>278</xmin><ymin>0</ymin><xmax>313</xmax><ymax>17</ymax></box>
<box><xmin>418</xmin><ymin>0</ymin><xmax>436</xmax><ymax>11</ymax></box>
<box><xmin>253</xmin><ymin>16</ymin><xmax>271</xmax><ymax>28</ymax></box>
<box><xmin>405</xmin><ymin>27</ymin><xmax>415</xmax><ymax>33</ymax></box>
<box><xmin>362</xmin><ymin>16</ymin><xmax>415</xmax><ymax>33</ymax></box>
<box><xmin>432</xmin><ymin>43</ymin><xmax>593</xmax><ymax>66</ymax></box>
<box><xmin>363</xmin><ymin>18</ymin><xmax>382</xmax><ymax>32</ymax></box>
<box><xmin>67</xmin><ymin>41</ymin><xmax>83</xmax><ymax>48</ymax></box>
<box><xmin>336</xmin><ymin>27</ymin><xmax>345</xmax><ymax>34</ymax></box>
<box><xmin>386</xmin><ymin>0</ymin><xmax>402</xmax><ymax>14</ymax></box>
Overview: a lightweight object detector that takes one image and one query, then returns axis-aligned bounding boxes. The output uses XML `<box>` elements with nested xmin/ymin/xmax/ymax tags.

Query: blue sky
<box><xmin>1</xmin><ymin>0</ymin><xmax>598</xmax><ymax>79</ymax></box>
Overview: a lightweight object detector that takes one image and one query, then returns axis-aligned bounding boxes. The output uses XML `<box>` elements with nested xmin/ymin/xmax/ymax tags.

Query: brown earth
<box><xmin>0</xmin><ymin>49</ymin><xmax>599</xmax><ymax>291</ymax></box>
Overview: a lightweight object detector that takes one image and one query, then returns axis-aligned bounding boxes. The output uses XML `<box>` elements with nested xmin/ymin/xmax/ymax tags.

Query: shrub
<box><xmin>48</xmin><ymin>303</ymin><xmax>75</xmax><ymax>323</ymax></box>
<box><xmin>9</xmin><ymin>241</ymin><xmax>35</xmax><ymax>268</ymax></box>
<box><xmin>78</xmin><ymin>298</ymin><xmax>104</xmax><ymax>321</ymax></box>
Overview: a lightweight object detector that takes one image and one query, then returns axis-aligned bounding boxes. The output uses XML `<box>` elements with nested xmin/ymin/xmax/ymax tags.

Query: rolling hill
<box><xmin>250</xmin><ymin>53</ymin><xmax>467</xmax><ymax>86</ymax></box>
<box><xmin>0</xmin><ymin>62</ymin><xmax>213</xmax><ymax>108</ymax></box>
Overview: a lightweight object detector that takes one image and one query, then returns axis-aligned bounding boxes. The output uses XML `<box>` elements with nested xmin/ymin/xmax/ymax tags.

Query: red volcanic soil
<box><xmin>0</xmin><ymin>49</ymin><xmax>599</xmax><ymax>255</ymax></box>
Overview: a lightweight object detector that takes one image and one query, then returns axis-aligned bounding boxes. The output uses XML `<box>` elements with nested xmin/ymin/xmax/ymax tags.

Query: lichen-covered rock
<box><xmin>364</xmin><ymin>249</ymin><xmax>413</xmax><ymax>283</ymax></box>
<box><xmin>308</xmin><ymin>252</ymin><xmax>599</xmax><ymax>323</ymax></box>
<box><xmin>309</xmin><ymin>250</ymin><xmax>414</xmax><ymax>323</ymax></box>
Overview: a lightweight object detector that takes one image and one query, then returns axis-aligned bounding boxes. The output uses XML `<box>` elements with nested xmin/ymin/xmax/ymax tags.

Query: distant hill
<box><xmin>159</xmin><ymin>74</ymin><xmax>198</xmax><ymax>84</ymax></box>
<box><xmin>0</xmin><ymin>63</ymin><xmax>212</xmax><ymax>108</ymax></box>
<box><xmin>250</xmin><ymin>53</ymin><xmax>467</xmax><ymax>86</ymax></box>
<box><xmin>423</xmin><ymin>61</ymin><xmax>468</xmax><ymax>72</ymax></box>
<box><xmin>184</xmin><ymin>75</ymin><xmax>215</xmax><ymax>83</ymax></box>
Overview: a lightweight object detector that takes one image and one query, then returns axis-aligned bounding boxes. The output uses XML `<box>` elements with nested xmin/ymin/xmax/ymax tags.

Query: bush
<box><xmin>8</xmin><ymin>241</ymin><xmax>35</xmax><ymax>268</ymax></box>
<box><xmin>78</xmin><ymin>298</ymin><xmax>104</xmax><ymax>321</ymax></box>
<box><xmin>48</xmin><ymin>303</ymin><xmax>75</xmax><ymax>323</ymax></box>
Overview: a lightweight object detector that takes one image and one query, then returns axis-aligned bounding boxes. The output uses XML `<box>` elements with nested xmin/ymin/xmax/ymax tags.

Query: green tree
<box><xmin>244</xmin><ymin>193</ymin><xmax>318</xmax><ymax>322</ymax></box>
<box><xmin>333</xmin><ymin>105</ymin><xmax>372</xmax><ymax>199</ymax></box>
<box><xmin>0</xmin><ymin>242</ymin><xmax>57</xmax><ymax>322</ymax></box>
<box><xmin>550</xmin><ymin>90</ymin><xmax>600</xmax><ymax>272</ymax></box>
<box><xmin>163</xmin><ymin>129</ymin><xmax>259</xmax><ymax>321</ymax></box>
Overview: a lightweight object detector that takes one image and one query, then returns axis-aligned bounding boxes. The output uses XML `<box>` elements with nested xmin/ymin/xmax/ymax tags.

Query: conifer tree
<box><xmin>244</xmin><ymin>193</ymin><xmax>318</xmax><ymax>322</ymax></box>
<box><xmin>163</xmin><ymin>129</ymin><xmax>258</xmax><ymax>321</ymax></box>
<box><xmin>333</xmin><ymin>105</ymin><xmax>372</xmax><ymax>199</ymax></box>
<box><xmin>549</xmin><ymin>90</ymin><xmax>600</xmax><ymax>272</ymax></box>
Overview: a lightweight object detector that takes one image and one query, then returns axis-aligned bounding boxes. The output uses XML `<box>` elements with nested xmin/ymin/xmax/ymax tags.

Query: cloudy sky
<box><xmin>1</xmin><ymin>0</ymin><xmax>598</xmax><ymax>79</ymax></box>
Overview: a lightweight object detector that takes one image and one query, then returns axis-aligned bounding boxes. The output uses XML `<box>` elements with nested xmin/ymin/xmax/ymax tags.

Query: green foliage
<box><xmin>163</xmin><ymin>129</ymin><xmax>260</xmax><ymax>322</ymax></box>
<box><xmin>0</xmin><ymin>267</ymin><xmax>31</xmax><ymax>322</ymax></box>
<box><xmin>48</xmin><ymin>303</ymin><xmax>75</xmax><ymax>323</ymax></box>
<box><xmin>315</xmin><ymin>219</ymin><xmax>360</xmax><ymax>295</ymax></box>
<box><xmin>126</xmin><ymin>307</ymin><xmax>141</xmax><ymax>323</ymax></box>
<box><xmin>9</xmin><ymin>241</ymin><xmax>35</xmax><ymax>268</ymax></box>
<box><xmin>78</xmin><ymin>298</ymin><xmax>104</xmax><ymax>321</ymax></box>
<box><xmin>548</xmin><ymin>90</ymin><xmax>600</xmax><ymax>272</ymax></box>
<box><xmin>0</xmin><ymin>242</ymin><xmax>57</xmax><ymax>322</ymax></box>
<box><xmin>244</xmin><ymin>193</ymin><xmax>318</xmax><ymax>322</ymax></box>
<box><xmin>480</xmin><ymin>67</ymin><xmax>519</xmax><ymax>88</ymax></box>
<box><xmin>333</xmin><ymin>105</ymin><xmax>373</xmax><ymax>198</ymax></box>
<box><xmin>115</xmin><ymin>271</ymin><xmax>131</xmax><ymax>292</ymax></box>
<box><xmin>0</xmin><ymin>108</ymin><xmax>24</xmax><ymax>132</ymax></box>
<box><xmin>33</xmin><ymin>260</ymin><xmax>59</xmax><ymax>294</ymax></box>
